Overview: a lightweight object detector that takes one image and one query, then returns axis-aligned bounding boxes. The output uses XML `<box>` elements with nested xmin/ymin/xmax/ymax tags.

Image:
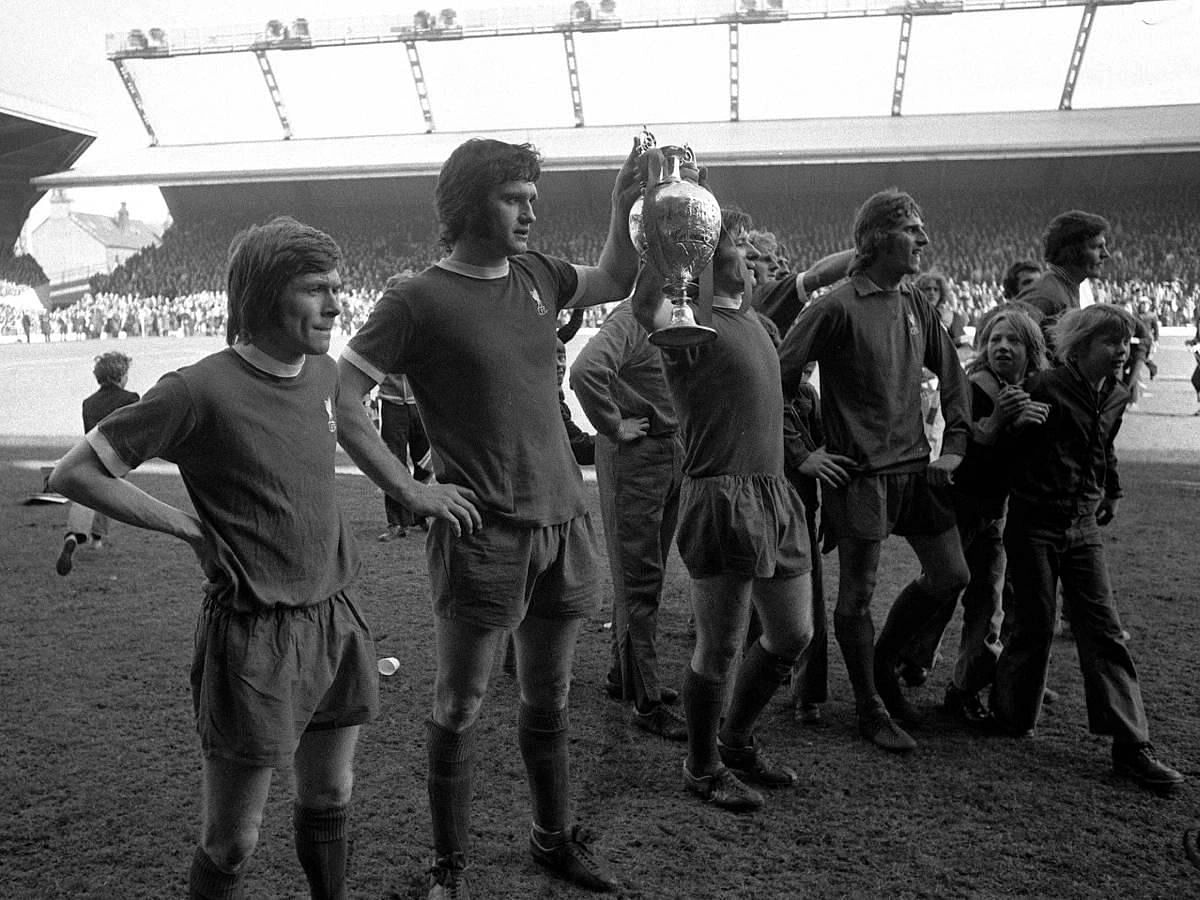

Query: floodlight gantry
<box><xmin>104</xmin><ymin>0</ymin><xmax>1145</xmax><ymax>144</ymax></box>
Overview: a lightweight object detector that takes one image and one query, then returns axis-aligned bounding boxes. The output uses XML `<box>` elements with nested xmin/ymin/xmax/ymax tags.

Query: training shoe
<box><xmin>427</xmin><ymin>853</ymin><xmax>469</xmax><ymax>900</ymax></box>
<box><xmin>795</xmin><ymin>702</ymin><xmax>823</xmax><ymax>726</ymax></box>
<box><xmin>1112</xmin><ymin>743</ymin><xmax>1185</xmax><ymax>793</ymax></box>
<box><xmin>859</xmin><ymin>707</ymin><xmax>917</xmax><ymax>753</ymax></box>
<box><xmin>717</xmin><ymin>736</ymin><xmax>798</xmax><ymax>787</ymax></box>
<box><xmin>530</xmin><ymin>824</ymin><xmax>618</xmax><ymax>893</ymax></box>
<box><xmin>632</xmin><ymin>703</ymin><xmax>688</xmax><ymax>741</ymax></box>
<box><xmin>377</xmin><ymin>524</ymin><xmax>407</xmax><ymax>542</ymax></box>
<box><xmin>943</xmin><ymin>684</ymin><xmax>991</xmax><ymax>727</ymax></box>
<box><xmin>682</xmin><ymin>763</ymin><xmax>764</xmax><ymax>811</ymax></box>
<box><xmin>56</xmin><ymin>536</ymin><xmax>77</xmax><ymax>576</ymax></box>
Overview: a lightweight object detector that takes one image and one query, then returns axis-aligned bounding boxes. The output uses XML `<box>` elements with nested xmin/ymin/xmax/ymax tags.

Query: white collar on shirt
<box><xmin>233</xmin><ymin>342</ymin><xmax>305</xmax><ymax>378</ymax></box>
<box><xmin>437</xmin><ymin>258</ymin><xmax>510</xmax><ymax>280</ymax></box>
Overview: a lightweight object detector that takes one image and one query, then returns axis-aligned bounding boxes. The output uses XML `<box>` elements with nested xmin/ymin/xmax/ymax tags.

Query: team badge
<box><xmin>324</xmin><ymin>397</ymin><xmax>336</xmax><ymax>433</ymax></box>
<box><xmin>530</xmin><ymin>287</ymin><xmax>547</xmax><ymax>316</ymax></box>
<box><xmin>907</xmin><ymin>311</ymin><xmax>920</xmax><ymax>336</ymax></box>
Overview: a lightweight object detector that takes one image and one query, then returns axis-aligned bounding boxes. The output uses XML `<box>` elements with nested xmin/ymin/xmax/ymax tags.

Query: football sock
<box><xmin>427</xmin><ymin>718</ymin><xmax>477</xmax><ymax>860</ymax></box>
<box><xmin>518</xmin><ymin>703</ymin><xmax>570</xmax><ymax>834</ymax></box>
<box><xmin>834</xmin><ymin>610</ymin><xmax>880</xmax><ymax>716</ymax></box>
<box><xmin>188</xmin><ymin>846</ymin><xmax>243</xmax><ymax>900</ymax></box>
<box><xmin>682</xmin><ymin>666</ymin><xmax>725</xmax><ymax>775</ymax></box>
<box><xmin>720</xmin><ymin>639</ymin><xmax>795</xmax><ymax>746</ymax></box>
<box><xmin>878</xmin><ymin>580</ymin><xmax>955</xmax><ymax>664</ymax></box>
<box><xmin>293</xmin><ymin>802</ymin><xmax>349</xmax><ymax>900</ymax></box>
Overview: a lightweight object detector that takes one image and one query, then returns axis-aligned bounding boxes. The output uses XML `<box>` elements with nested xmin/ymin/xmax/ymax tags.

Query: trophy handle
<box><xmin>644</xmin><ymin>148</ymin><xmax>665</xmax><ymax>188</ymax></box>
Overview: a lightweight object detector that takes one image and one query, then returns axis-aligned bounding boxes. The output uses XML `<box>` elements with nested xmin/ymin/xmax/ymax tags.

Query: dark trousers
<box><xmin>379</xmin><ymin>400</ymin><xmax>432</xmax><ymax>528</ymax></box>
<box><xmin>595</xmin><ymin>433</ymin><xmax>683</xmax><ymax>707</ymax></box>
<box><xmin>991</xmin><ymin>504</ymin><xmax>1149</xmax><ymax>743</ymax></box>
<box><xmin>789</xmin><ymin>503</ymin><xmax>826</xmax><ymax>705</ymax></box>
<box><xmin>380</xmin><ymin>400</ymin><xmax>431</xmax><ymax>528</ymax></box>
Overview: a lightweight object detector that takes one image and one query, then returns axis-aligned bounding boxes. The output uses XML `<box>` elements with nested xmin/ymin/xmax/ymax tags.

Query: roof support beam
<box><xmin>252</xmin><ymin>49</ymin><xmax>293</xmax><ymax>140</ymax></box>
<box><xmin>1060</xmin><ymin>2</ymin><xmax>1097</xmax><ymax>110</ymax></box>
<box><xmin>562</xmin><ymin>31</ymin><xmax>585</xmax><ymax>128</ymax></box>
<box><xmin>891</xmin><ymin>13</ymin><xmax>913</xmax><ymax>117</ymax></box>
<box><xmin>404</xmin><ymin>40</ymin><xmax>436</xmax><ymax>133</ymax></box>
<box><xmin>111</xmin><ymin>59</ymin><xmax>158</xmax><ymax>146</ymax></box>
<box><xmin>729</xmin><ymin>22</ymin><xmax>741</xmax><ymax>122</ymax></box>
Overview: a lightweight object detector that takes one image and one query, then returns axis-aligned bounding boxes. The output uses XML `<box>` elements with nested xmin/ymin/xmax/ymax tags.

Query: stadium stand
<box><xmin>26</xmin><ymin>184</ymin><xmax>1187</xmax><ymax>344</ymax></box>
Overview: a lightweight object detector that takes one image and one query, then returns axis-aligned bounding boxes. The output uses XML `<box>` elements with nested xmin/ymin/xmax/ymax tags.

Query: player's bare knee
<box><xmin>518</xmin><ymin>670</ymin><xmax>572</xmax><ymax>709</ymax></box>
<box><xmin>433</xmin><ymin>692</ymin><xmax>485</xmax><ymax>732</ymax></box>
<box><xmin>202</xmin><ymin>823</ymin><xmax>260</xmax><ymax>872</ymax></box>
<box><xmin>296</xmin><ymin>771</ymin><xmax>354</xmax><ymax>810</ymax></box>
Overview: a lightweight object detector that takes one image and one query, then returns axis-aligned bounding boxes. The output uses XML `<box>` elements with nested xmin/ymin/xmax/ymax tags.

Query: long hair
<box><xmin>1052</xmin><ymin>303</ymin><xmax>1135</xmax><ymax>366</ymax></box>
<box><xmin>968</xmin><ymin>306</ymin><xmax>1049</xmax><ymax>379</ymax></box>
<box><xmin>1042</xmin><ymin>210</ymin><xmax>1109</xmax><ymax>267</ymax></box>
<box><xmin>225</xmin><ymin>217</ymin><xmax>342</xmax><ymax>346</ymax></box>
<box><xmin>93</xmin><ymin>351</ymin><xmax>132</xmax><ymax>387</ymax></box>
<box><xmin>435</xmin><ymin>139</ymin><xmax>542</xmax><ymax>251</ymax></box>
<box><xmin>721</xmin><ymin>207</ymin><xmax>753</xmax><ymax>241</ymax></box>
<box><xmin>914</xmin><ymin>270</ymin><xmax>953</xmax><ymax>308</ymax></box>
<box><xmin>848</xmin><ymin>189</ymin><xmax>923</xmax><ymax>276</ymax></box>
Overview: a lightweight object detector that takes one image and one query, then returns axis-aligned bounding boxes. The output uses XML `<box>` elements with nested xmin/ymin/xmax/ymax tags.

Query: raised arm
<box><xmin>628</xmin><ymin>265</ymin><xmax>672</xmax><ymax>336</ymax></box>
<box><xmin>799</xmin><ymin>248</ymin><xmax>855</xmax><ymax>295</ymax></box>
<box><xmin>569</xmin><ymin>140</ymin><xmax>644</xmax><ymax>308</ymax></box>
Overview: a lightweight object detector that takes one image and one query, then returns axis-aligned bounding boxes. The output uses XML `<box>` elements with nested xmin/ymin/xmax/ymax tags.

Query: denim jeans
<box><xmin>991</xmin><ymin>503</ymin><xmax>1148</xmax><ymax>743</ymax></box>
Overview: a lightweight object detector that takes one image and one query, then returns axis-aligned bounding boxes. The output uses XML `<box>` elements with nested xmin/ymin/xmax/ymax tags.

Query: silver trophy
<box><xmin>630</xmin><ymin>136</ymin><xmax>721</xmax><ymax>347</ymax></box>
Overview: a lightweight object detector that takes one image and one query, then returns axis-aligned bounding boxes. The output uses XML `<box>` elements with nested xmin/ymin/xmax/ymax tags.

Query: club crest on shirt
<box><xmin>529</xmin><ymin>287</ymin><xmax>547</xmax><ymax>316</ymax></box>
<box><xmin>907</xmin><ymin>311</ymin><xmax>920</xmax><ymax>336</ymax></box>
<box><xmin>324</xmin><ymin>397</ymin><xmax>336</xmax><ymax>433</ymax></box>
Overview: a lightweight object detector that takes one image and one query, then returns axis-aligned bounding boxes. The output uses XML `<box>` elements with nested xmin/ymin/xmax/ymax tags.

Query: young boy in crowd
<box><xmin>990</xmin><ymin>304</ymin><xmax>1184</xmax><ymax>792</ymax></box>
<box><xmin>55</xmin><ymin>350</ymin><xmax>140</xmax><ymax>575</ymax></box>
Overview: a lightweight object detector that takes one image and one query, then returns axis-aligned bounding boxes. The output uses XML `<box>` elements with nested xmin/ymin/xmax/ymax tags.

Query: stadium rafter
<box><xmin>103</xmin><ymin>0</ymin><xmax>1149</xmax><ymax>144</ymax></box>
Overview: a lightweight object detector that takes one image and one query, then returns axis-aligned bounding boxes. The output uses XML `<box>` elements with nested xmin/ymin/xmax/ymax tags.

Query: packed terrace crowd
<box><xmin>4</xmin><ymin>188</ymin><xmax>1199</xmax><ymax>342</ymax></box>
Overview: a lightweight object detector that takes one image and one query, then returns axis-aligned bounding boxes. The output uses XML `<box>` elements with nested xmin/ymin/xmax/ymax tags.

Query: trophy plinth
<box><xmin>650</xmin><ymin>297</ymin><xmax>717</xmax><ymax>348</ymax></box>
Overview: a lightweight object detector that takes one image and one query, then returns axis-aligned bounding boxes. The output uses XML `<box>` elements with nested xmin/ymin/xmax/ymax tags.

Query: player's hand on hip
<box><xmin>616</xmin><ymin>417</ymin><xmax>650</xmax><ymax>442</ymax></box>
<box><xmin>798</xmin><ymin>447</ymin><xmax>857</xmax><ymax>489</ymax></box>
<box><xmin>927</xmin><ymin>452</ymin><xmax>963</xmax><ymax>487</ymax></box>
<box><xmin>414</xmin><ymin>483</ymin><xmax>483</xmax><ymax>537</ymax></box>
<box><xmin>183</xmin><ymin>517</ymin><xmax>223</xmax><ymax>583</ymax></box>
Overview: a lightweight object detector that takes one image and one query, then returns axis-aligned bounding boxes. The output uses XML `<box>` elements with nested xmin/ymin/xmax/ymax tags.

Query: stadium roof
<box><xmin>30</xmin><ymin>104</ymin><xmax>1200</xmax><ymax>188</ymax></box>
<box><xmin>1</xmin><ymin>92</ymin><xmax>95</xmax><ymax>252</ymax></box>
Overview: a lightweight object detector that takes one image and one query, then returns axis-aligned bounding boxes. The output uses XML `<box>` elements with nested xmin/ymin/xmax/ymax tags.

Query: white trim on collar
<box><xmin>233</xmin><ymin>342</ymin><xmax>305</xmax><ymax>378</ymax></box>
<box><xmin>712</xmin><ymin>295</ymin><xmax>742</xmax><ymax>310</ymax></box>
<box><xmin>437</xmin><ymin>258</ymin><xmax>510</xmax><ymax>280</ymax></box>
